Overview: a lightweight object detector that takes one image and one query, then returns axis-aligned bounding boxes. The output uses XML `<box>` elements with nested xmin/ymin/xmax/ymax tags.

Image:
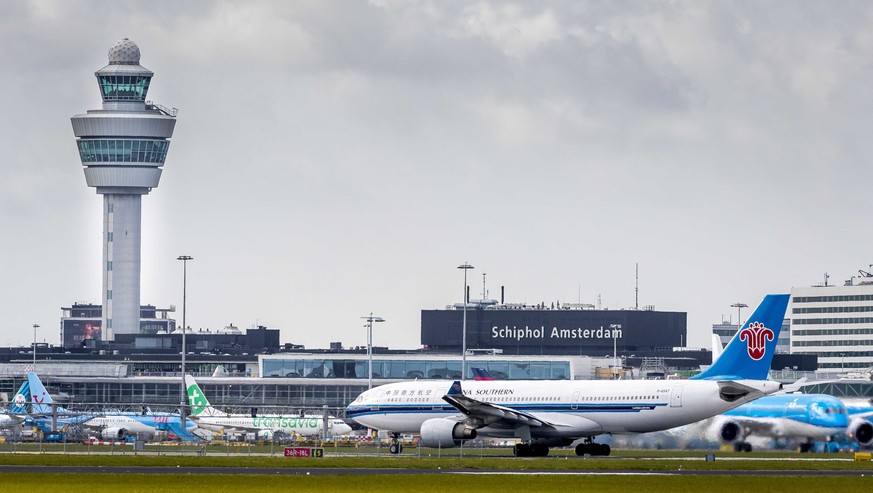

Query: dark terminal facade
<box><xmin>421</xmin><ymin>302</ymin><xmax>688</xmax><ymax>358</ymax></box>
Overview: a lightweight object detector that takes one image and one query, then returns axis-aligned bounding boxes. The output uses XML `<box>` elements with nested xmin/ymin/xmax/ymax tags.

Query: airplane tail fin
<box><xmin>447</xmin><ymin>381</ymin><xmax>463</xmax><ymax>395</ymax></box>
<box><xmin>185</xmin><ymin>374</ymin><xmax>226</xmax><ymax>417</ymax></box>
<box><xmin>8</xmin><ymin>379</ymin><xmax>29</xmax><ymax>414</ymax></box>
<box><xmin>691</xmin><ymin>294</ymin><xmax>789</xmax><ymax>381</ymax></box>
<box><xmin>470</xmin><ymin>368</ymin><xmax>494</xmax><ymax>381</ymax></box>
<box><xmin>711</xmin><ymin>333</ymin><xmax>724</xmax><ymax>364</ymax></box>
<box><xmin>27</xmin><ymin>372</ymin><xmax>58</xmax><ymax>414</ymax></box>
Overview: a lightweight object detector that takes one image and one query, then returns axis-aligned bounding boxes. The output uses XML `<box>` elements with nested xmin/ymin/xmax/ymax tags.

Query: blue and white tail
<box><xmin>8</xmin><ymin>379</ymin><xmax>29</xmax><ymax>414</ymax></box>
<box><xmin>27</xmin><ymin>372</ymin><xmax>69</xmax><ymax>414</ymax></box>
<box><xmin>691</xmin><ymin>294</ymin><xmax>789</xmax><ymax>381</ymax></box>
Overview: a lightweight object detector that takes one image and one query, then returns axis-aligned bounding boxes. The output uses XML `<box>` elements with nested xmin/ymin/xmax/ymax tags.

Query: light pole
<box><xmin>458</xmin><ymin>262</ymin><xmax>474</xmax><ymax>380</ymax></box>
<box><xmin>841</xmin><ymin>353</ymin><xmax>846</xmax><ymax>373</ymax></box>
<box><xmin>730</xmin><ymin>302</ymin><xmax>748</xmax><ymax>333</ymax></box>
<box><xmin>177</xmin><ymin>255</ymin><xmax>193</xmax><ymax>422</ymax></box>
<box><xmin>361</xmin><ymin>313</ymin><xmax>385</xmax><ymax>389</ymax></box>
<box><xmin>32</xmin><ymin>324</ymin><xmax>39</xmax><ymax>368</ymax></box>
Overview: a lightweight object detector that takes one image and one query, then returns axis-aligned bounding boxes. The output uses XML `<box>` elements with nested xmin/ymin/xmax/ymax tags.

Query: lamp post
<box><xmin>841</xmin><ymin>353</ymin><xmax>846</xmax><ymax>373</ymax></box>
<box><xmin>730</xmin><ymin>302</ymin><xmax>748</xmax><ymax>333</ymax></box>
<box><xmin>458</xmin><ymin>262</ymin><xmax>474</xmax><ymax>380</ymax></box>
<box><xmin>32</xmin><ymin>324</ymin><xmax>39</xmax><ymax>368</ymax></box>
<box><xmin>177</xmin><ymin>255</ymin><xmax>193</xmax><ymax>422</ymax></box>
<box><xmin>610</xmin><ymin>324</ymin><xmax>622</xmax><ymax>379</ymax></box>
<box><xmin>361</xmin><ymin>314</ymin><xmax>385</xmax><ymax>389</ymax></box>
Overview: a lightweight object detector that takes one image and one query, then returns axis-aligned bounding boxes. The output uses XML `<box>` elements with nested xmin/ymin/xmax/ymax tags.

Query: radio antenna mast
<box><xmin>635</xmin><ymin>263</ymin><xmax>639</xmax><ymax>310</ymax></box>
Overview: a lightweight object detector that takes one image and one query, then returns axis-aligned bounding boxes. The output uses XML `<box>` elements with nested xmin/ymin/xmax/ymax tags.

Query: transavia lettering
<box><xmin>251</xmin><ymin>417</ymin><xmax>319</xmax><ymax>429</ymax></box>
<box><xmin>491</xmin><ymin>326</ymin><xmax>623</xmax><ymax>341</ymax></box>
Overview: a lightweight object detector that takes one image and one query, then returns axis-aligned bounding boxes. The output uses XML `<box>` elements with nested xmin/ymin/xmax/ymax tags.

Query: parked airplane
<box><xmin>26</xmin><ymin>372</ymin><xmax>198</xmax><ymax>441</ymax></box>
<box><xmin>706</xmin><ymin>328</ymin><xmax>873</xmax><ymax>452</ymax></box>
<box><xmin>185</xmin><ymin>375</ymin><xmax>352</xmax><ymax>439</ymax></box>
<box><xmin>708</xmin><ymin>393</ymin><xmax>873</xmax><ymax>452</ymax></box>
<box><xmin>346</xmin><ymin>294</ymin><xmax>789</xmax><ymax>457</ymax></box>
<box><xmin>0</xmin><ymin>379</ymin><xmax>30</xmax><ymax>429</ymax></box>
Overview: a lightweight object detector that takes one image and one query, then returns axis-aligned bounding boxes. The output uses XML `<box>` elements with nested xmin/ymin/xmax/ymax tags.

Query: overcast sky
<box><xmin>2</xmin><ymin>1</ymin><xmax>871</xmax><ymax>350</ymax></box>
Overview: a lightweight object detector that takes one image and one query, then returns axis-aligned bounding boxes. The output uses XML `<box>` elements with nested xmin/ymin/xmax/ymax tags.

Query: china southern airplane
<box><xmin>185</xmin><ymin>375</ymin><xmax>352</xmax><ymax>439</ymax></box>
<box><xmin>346</xmin><ymin>293</ymin><xmax>789</xmax><ymax>457</ymax></box>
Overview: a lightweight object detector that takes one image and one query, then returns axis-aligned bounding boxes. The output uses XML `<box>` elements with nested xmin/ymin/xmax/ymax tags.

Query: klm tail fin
<box><xmin>185</xmin><ymin>374</ymin><xmax>226</xmax><ymax>417</ymax></box>
<box><xmin>691</xmin><ymin>294</ymin><xmax>789</xmax><ymax>381</ymax></box>
<box><xmin>8</xmin><ymin>379</ymin><xmax>29</xmax><ymax>414</ymax></box>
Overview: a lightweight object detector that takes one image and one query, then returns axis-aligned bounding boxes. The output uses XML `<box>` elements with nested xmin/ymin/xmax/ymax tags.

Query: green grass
<box><xmin>1</xmin><ymin>473</ymin><xmax>872</xmax><ymax>492</ymax></box>
<box><xmin>2</xmin><ymin>450</ymin><xmax>873</xmax><ymax>472</ymax></box>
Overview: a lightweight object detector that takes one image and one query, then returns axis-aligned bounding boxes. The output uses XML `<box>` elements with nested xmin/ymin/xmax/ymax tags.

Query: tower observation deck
<box><xmin>70</xmin><ymin>39</ymin><xmax>178</xmax><ymax>340</ymax></box>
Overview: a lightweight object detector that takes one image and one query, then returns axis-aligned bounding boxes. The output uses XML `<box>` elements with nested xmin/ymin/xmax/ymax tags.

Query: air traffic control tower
<box><xmin>71</xmin><ymin>39</ymin><xmax>177</xmax><ymax>340</ymax></box>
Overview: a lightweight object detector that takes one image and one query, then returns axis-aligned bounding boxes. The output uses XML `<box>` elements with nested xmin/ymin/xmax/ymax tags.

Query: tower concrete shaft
<box><xmin>71</xmin><ymin>39</ymin><xmax>177</xmax><ymax>340</ymax></box>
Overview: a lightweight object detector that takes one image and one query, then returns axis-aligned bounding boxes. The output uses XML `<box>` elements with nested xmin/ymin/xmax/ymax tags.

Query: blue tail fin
<box><xmin>470</xmin><ymin>368</ymin><xmax>494</xmax><ymax>381</ymax></box>
<box><xmin>8</xmin><ymin>379</ymin><xmax>29</xmax><ymax>414</ymax></box>
<box><xmin>447</xmin><ymin>381</ymin><xmax>463</xmax><ymax>395</ymax></box>
<box><xmin>691</xmin><ymin>294</ymin><xmax>789</xmax><ymax>381</ymax></box>
<box><xmin>27</xmin><ymin>372</ymin><xmax>59</xmax><ymax>414</ymax></box>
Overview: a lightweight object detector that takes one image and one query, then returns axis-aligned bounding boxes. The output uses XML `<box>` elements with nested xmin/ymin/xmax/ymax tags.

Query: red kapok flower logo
<box><xmin>739</xmin><ymin>321</ymin><xmax>775</xmax><ymax>361</ymax></box>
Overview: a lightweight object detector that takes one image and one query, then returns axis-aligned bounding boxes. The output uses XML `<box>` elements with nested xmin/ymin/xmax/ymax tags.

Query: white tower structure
<box><xmin>71</xmin><ymin>39</ymin><xmax>177</xmax><ymax>340</ymax></box>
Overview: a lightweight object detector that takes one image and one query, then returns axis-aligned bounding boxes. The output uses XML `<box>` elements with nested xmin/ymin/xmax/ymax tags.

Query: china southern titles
<box><xmin>491</xmin><ymin>325</ymin><xmax>623</xmax><ymax>341</ymax></box>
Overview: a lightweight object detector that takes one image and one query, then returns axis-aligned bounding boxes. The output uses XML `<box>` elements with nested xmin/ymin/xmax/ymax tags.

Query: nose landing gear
<box><xmin>388</xmin><ymin>433</ymin><xmax>403</xmax><ymax>454</ymax></box>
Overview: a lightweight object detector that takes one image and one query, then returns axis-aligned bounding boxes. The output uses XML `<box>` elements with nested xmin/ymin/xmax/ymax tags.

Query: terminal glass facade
<box><xmin>262</xmin><ymin>357</ymin><xmax>570</xmax><ymax>380</ymax></box>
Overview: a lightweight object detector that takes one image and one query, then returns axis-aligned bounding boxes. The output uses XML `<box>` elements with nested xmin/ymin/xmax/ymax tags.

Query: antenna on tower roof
<box><xmin>635</xmin><ymin>262</ymin><xmax>639</xmax><ymax>310</ymax></box>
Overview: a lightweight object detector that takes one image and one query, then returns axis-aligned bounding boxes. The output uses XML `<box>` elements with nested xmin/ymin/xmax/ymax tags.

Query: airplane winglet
<box><xmin>447</xmin><ymin>381</ymin><xmax>463</xmax><ymax>396</ymax></box>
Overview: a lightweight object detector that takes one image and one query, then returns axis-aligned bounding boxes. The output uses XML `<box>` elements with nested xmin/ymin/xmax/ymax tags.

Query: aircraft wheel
<box><xmin>575</xmin><ymin>443</ymin><xmax>587</xmax><ymax>456</ymax></box>
<box><xmin>742</xmin><ymin>442</ymin><xmax>752</xmax><ymax>453</ymax></box>
<box><xmin>514</xmin><ymin>444</ymin><xmax>531</xmax><ymax>457</ymax></box>
<box><xmin>599</xmin><ymin>444</ymin><xmax>611</xmax><ymax>456</ymax></box>
<box><xmin>799</xmin><ymin>443</ymin><xmax>811</xmax><ymax>453</ymax></box>
<box><xmin>389</xmin><ymin>443</ymin><xmax>400</xmax><ymax>454</ymax></box>
<box><xmin>532</xmin><ymin>444</ymin><xmax>549</xmax><ymax>457</ymax></box>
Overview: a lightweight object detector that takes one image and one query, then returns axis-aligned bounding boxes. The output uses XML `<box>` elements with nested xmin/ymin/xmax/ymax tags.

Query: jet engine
<box><xmin>419</xmin><ymin>418</ymin><xmax>477</xmax><ymax>448</ymax></box>
<box><xmin>101</xmin><ymin>427</ymin><xmax>128</xmax><ymax>440</ymax></box>
<box><xmin>257</xmin><ymin>429</ymin><xmax>274</xmax><ymax>441</ymax></box>
<box><xmin>716</xmin><ymin>419</ymin><xmax>743</xmax><ymax>444</ymax></box>
<box><xmin>849</xmin><ymin>418</ymin><xmax>873</xmax><ymax>446</ymax></box>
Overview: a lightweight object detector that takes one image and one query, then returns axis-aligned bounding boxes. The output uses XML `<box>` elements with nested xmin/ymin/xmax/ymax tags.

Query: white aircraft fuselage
<box><xmin>347</xmin><ymin>378</ymin><xmax>782</xmax><ymax>439</ymax></box>
<box><xmin>192</xmin><ymin>415</ymin><xmax>352</xmax><ymax>437</ymax></box>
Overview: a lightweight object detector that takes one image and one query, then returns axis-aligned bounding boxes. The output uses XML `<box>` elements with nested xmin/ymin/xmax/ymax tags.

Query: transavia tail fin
<box><xmin>691</xmin><ymin>294</ymin><xmax>789</xmax><ymax>381</ymax></box>
<box><xmin>185</xmin><ymin>374</ymin><xmax>226</xmax><ymax>417</ymax></box>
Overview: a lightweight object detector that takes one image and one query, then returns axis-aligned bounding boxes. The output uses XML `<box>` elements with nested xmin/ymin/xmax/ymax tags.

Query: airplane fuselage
<box><xmin>192</xmin><ymin>415</ymin><xmax>351</xmax><ymax>436</ymax></box>
<box><xmin>347</xmin><ymin>379</ymin><xmax>781</xmax><ymax>439</ymax></box>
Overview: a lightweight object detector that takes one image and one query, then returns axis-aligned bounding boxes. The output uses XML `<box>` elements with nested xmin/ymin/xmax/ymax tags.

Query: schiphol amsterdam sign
<box><xmin>491</xmin><ymin>325</ymin><xmax>623</xmax><ymax>342</ymax></box>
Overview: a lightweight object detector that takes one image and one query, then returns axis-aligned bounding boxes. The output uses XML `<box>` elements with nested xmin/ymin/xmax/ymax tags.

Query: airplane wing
<box><xmin>442</xmin><ymin>381</ymin><xmax>580</xmax><ymax>430</ymax></box>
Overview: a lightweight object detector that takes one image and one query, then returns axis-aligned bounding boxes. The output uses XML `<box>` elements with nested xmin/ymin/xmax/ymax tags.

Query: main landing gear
<box><xmin>388</xmin><ymin>433</ymin><xmax>403</xmax><ymax>455</ymax></box>
<box><xmin>575</xmin><ymin>437</ymin><xmax>611</xmax><ymax>456</ymax></box>
<box><xmin>513</xmin><ymin>442</ymin><xmax>549</xmax><ymax>457</ymax></box>
<box><xmin>733</xmin><ymin>442</ymin><xmax>753</xmax><ymax>452</ymax></box>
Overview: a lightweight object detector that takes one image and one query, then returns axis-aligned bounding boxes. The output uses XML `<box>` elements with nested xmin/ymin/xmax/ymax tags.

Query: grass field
<box><xmin>3</xmin><ymin>448</ymin><xmax>873</xmax><ymax>492</ymax></box>
<box><xmin>1</xmin><ymin>472</ymin><xmax>871</xmax><ymax>492</ymax></box>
